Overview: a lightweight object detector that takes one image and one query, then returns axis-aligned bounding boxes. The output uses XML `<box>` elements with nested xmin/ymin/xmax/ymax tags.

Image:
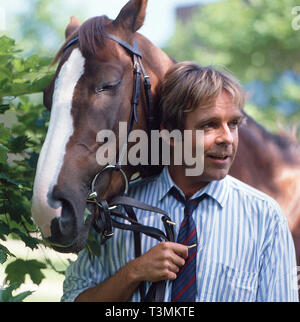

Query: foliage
<box><xmin>0</xmin><ymin>284</ymin><xmax>33</xmax><ymax>302</ymax></box>
<box><xmin>0</xmin><ymin>36</ymin><xmax>53</xmax><ymax>97</ymax></box>
<box><xmin>0</xmin><ymin>35</ymin><xmax>55</xmax><ymax>301</ymax></box>
<box><xmin>164</xmin><ymin>0</ymin><xmax>300</xmax><ymax>134</ymax></box>
<box><xmin>3</xmin><ymin>0</ymin><xmax>85</xmax><ymax>56</ymax></box>
<box><xmin>5</xmin><ymin>259</ymin><xmax>47</xmax><ymax>288</ymax></box>
<box><xmin>15</xmin><ymin>0</ymin><xmax>65</xmax><ymax>56</ymax></box>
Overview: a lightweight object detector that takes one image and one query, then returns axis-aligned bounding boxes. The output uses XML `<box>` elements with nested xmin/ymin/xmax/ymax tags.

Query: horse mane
<box><xmin>52</xmin><ymin>15</ymin><xmax>110</xmax><ymax>65</ymax></box>
<box><xmin>245</xmin><ymin>114</ymin><xmax>300</xmax><ymax>161</ymax></box>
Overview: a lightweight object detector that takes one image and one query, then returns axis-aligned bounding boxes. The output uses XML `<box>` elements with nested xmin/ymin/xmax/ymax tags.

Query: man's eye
<box><xmin>229</xmin><ymin>119</ymin><xmax>241</xmax><ymax>128</ymax></box>
<box><xmin>202</xmin><ymin>122</ymin><xmax>216</xmax><ymax>129</ymax></box>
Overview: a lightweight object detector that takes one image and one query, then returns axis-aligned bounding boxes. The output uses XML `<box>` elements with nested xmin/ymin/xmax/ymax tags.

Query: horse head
<box><xmin>31</xmin><ymin>0</ymin><xmax>174</xmax><ymax>253</ymax></box>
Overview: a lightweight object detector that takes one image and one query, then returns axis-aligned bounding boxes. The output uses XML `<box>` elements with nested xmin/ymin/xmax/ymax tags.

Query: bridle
<box><xmin>63</xmin><ymin>34</ymin><xmax>175</xmax><ymax>302</ymax></box>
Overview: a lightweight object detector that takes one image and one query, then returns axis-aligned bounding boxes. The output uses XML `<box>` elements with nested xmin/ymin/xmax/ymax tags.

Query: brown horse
<box><xmin>32</xmin><ymin>0</ymin><xmax>174</xmax><ymax>253</ymax></box>
<box><xmin>32</xmin><ymin>0</ymin><xmax>300</xmax><ymax>273</ymax></box>
<box><xmin>230</xmin><ymin>115</ymin><xmax>300</xmax><ymax>265</ymax></box>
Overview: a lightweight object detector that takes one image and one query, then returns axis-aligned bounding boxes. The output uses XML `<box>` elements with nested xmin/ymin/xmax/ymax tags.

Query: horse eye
<box><xmin>95</xmin><ymin>80</ymin><xmax>121</xmax><ymax>94</ymax></box>
<box><xmin>95</xmin><ymin>87</ymin><xmax>105</xmax><ymax>94</ymax></box>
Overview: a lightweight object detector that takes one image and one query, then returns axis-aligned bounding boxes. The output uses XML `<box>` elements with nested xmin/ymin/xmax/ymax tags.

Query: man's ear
<box><xmin>65</xmin><ymin>16</ymin><xmax>81</xmax><ymax>39</ymax></box>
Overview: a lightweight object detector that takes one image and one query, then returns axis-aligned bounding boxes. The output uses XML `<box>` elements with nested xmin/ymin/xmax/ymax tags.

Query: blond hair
<box><xmin>159</xmin><ymin>62</ymin><xmax>246</xmax><ymax>131</ymax></box>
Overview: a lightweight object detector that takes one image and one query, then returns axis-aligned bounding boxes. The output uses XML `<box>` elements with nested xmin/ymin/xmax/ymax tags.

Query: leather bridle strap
<box><xmin>106</xmin><ymin>34</ymin><xmax>154</xmax><ymax>132</ymax></box>
<box><xmin>63</xmin><ymin>36</ymin><xmax>79</xmax><ymax>53</ymax></box>
<box><xmin>104</xmin><ymin>194</ymin><xmax>175</xmax><ymax>302</ymax></box>
<box><xmin>106</xmin><ymin>34</ymin><xmax>142</xmax><ymax>57</ymax></box>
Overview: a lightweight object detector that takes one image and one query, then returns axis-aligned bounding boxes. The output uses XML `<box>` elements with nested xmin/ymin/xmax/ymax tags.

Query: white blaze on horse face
<box><xmin>32</xmin><ymin>48</ymin><xmax>85</xmax><ymax>238</ymax></box>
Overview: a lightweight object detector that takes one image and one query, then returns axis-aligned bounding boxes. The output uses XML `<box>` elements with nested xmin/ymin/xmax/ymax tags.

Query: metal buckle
<box><xmin>88</xmin><ymin>164</ymin><xmax>129</xmax><ymax>200</ymax></box>
<box><xmin>88</xmin><ymin>191</ymin><xmax>98</xmax><ymax>199</ymax></box>
<box><xmin>104</xmin><ymin>231</ymin><xmax>114</xmax><ymax>238</ymax></box>
<box><xmin>165</xmin><ymin>220</ymin><xmax>176</xmax><ymax>226</ymax></box>
<box><xmin>87</xmin><ymin>192</ymin><xmax>118</xmax><ymax>211</ymax></box>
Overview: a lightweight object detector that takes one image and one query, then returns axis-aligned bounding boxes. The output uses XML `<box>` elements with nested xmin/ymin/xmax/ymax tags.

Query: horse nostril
<box><xmin>47</xmin><ymin>197</ymin><xmax>77</xmax><ymax>248</ymax></box>
<box><xmin>60</xmin><ymin>199</ymin><xmax>76</xmax><ymax>235</ymax></box>
<box><xmin>42</xmin><ymin>187</ymin><xmax>90</xmax><ymax>252</ymax></box>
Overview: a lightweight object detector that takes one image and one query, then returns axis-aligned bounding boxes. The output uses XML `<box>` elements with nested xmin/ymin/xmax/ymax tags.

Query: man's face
<box><xmin>184</xmin><ymin>90</ymin><xmax>244</xmax><ymax>182</ymax></box>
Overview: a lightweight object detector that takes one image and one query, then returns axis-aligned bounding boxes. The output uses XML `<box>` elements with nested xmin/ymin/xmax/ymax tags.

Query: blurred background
<box><xmin>3</xmin><ymin>0</ymin><xmax>300</xmax><ymax>132</ymax></box>
<box><xmin>0</xmin><ymin>0</ymin><xmax>299</xmax><ymax>301</ymax></box>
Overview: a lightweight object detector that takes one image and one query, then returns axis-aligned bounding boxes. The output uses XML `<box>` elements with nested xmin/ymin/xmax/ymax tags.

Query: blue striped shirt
<box><xmin>62</xmin><ymin>166</ymin><xmax>299</xmax><ymax>302</ymax></box>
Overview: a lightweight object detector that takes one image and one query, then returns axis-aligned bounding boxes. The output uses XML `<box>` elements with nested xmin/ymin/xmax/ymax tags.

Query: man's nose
<box><xmin>215</xmin><ymin>125</ymin><xmax>234</xmax><ymax>145</ymax></box>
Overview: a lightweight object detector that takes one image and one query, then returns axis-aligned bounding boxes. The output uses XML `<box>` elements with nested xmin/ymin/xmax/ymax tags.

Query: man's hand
<box><xmin>75</xmin><ymin>242</ymin><xmax>188</xmax><ymax>302</ymax></box>
<box><xmin>128</xmin><ymin>242</ymin><xmax>188</xmax><ymax>282</ymax></box>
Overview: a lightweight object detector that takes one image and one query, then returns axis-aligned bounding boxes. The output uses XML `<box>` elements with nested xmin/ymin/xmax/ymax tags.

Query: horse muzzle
<box><xmin>32</xmin><ymin>187</ymin><xmax>90</xmax><ymax>253</ymax></box>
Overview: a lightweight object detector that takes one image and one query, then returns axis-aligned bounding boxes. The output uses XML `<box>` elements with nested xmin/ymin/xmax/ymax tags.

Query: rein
<box><xmin>63</xmin><ymin>34</ymin><xmax>175</xmax><ymax>302</ymax></box>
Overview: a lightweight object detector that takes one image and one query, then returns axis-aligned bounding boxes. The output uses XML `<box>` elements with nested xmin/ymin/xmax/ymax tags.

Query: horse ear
<box><xmin>65</xmin><ymin>16</ymin><xmax>81</xmax><ymax>39</ymax></box>
<box><xmin>114</xmin><ymin>0</ymin><xmax>148</xmax><ymax>33</ymax></box>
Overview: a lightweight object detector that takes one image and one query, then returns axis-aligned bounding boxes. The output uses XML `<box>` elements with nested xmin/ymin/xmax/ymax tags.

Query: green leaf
<box><xmin>0</xmin><ymin>173</ymin><xmax>24</xmax><ymax>186</ymax></box>
<box><xmin>0</xmin><ymin>104</ymin><xmax>10</xmax><ymax>114</ymax></box>
<box><xmin>83</xmin><ymin>208</ymin><xmax>92</xmax><ymax>225</ymax></box>
<box><xmin>5</xmin><ymin>259</ymin><xmax>47</xmax><ymax>288</ymax></box>
<box><xmin>0</xmin><ymin>222</ymin><xmax>11</xmax><ymax>240</ymax></box>
<box><xmin>85</xmin><ymin>231</ymin><xmax>101</xmax><ymax>258</ymax></box>
<box><xmin>9</xmin><ymin>228</ymin><xmax>40</xmax><ymax>250</ymax></box>
<box><xmin>9</xmin><ymin>290</ymin><xmax>33</xmax><ymax>302</ymax></box>
<box><xmin>0</xmin><ymin>36</ymin><xmax>18</xmax><ymax>55</ymax></box>
<box><xmin>27</xmin><ymin>151</ymin><xmax>39</xmax><ymax>169</ymax></box>
<box><xmin>0</xmin><ymin>284</ymin><xmax>33</xmax><ymax>302</ymax></box>
<box><xmin>0</xmin><ymin>143</ymin><xmax>9</xmax><ymax>163</ymax></box>
<box><xmin>8</xmin><ymin>135</ymin><xmax>29</xmax><ymax>153</ymax></box>
<box><xmin>0</xmin><ymin>244</ymin><xmax>15</xmax><ymax>264</ymax></box>
<box><xmin>0</xmin><ymin>123</ymin><xmax>11</xmax><ymax>144</ymax></box>
<box><xmin>0</xmin><ymin>249</ymin><xmax>7</xmax><ymax>264</ymax></box>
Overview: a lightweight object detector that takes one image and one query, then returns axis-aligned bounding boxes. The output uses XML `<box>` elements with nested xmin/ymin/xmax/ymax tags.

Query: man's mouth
<box><xmin>206</xmin><ymin>154</ymin><xmax>231</xmax><ymax>160</ymax></box>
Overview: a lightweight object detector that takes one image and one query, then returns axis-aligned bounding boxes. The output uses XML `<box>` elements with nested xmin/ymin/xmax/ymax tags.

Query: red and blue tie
<box><xmin>170</xmin><ymin>187</ymin><xmax>207</xmax><ymax>302</ymax></box>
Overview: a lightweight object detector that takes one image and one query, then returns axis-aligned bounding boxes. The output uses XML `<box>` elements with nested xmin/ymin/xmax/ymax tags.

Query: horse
<box><xmin>32</xmin><ymin>0</ymin><xmax>300</xmax><ymax>276</ymax></box>
<box><xmin>230</xmin><ymin>115</ymin><xmax>300</xmax><ymax>265</ymax></box>
<box><xmin>31</xmin><ymin>0</ymin><xmax>174</xmax><ymax>254</ymax></box>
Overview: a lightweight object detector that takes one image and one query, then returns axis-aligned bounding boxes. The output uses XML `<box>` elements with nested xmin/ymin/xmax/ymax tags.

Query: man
<box><xmin>61</xmin><ymin>62</ymin><xmax>299</xmax><ymax>302</ymax></box>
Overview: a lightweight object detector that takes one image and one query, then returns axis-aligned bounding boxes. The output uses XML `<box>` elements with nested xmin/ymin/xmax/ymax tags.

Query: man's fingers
<box><xmin>165</xmin><ymin>260</ymin><xmax>180</xmax><ymax>274</ymax></box>
<box><xmin>172</xmin><ymin>254</ymin><xmax>186</xmax><ymax>268</ymax></box>
<box><xmin>166</xmin><ymin>242</ymin><xmax>189</xmax><ymax>259</ymax></box>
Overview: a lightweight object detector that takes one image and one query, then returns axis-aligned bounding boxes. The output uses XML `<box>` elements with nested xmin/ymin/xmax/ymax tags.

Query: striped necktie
<box><xmin>170</xmin><ymin>187</ymin><xmax>207</xmax><ymax>302</ymax></box>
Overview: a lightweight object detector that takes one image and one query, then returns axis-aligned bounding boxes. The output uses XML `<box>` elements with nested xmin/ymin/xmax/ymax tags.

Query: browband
<box><xmin>63</xmin><ymin>36</ymin><xmax>79</xmax><ymax>53</ymax></box>
<box><xmin>106</xmin><ymin>34</ymin><xmax>142</xmax><ymax>58</ymax></box>
<box><xmin>63</xmin><ymin>34</ymin><xmax>142</xmax><ymax>58</ymax></box>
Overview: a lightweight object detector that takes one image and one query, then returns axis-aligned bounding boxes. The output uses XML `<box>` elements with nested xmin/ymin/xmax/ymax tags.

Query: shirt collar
<box><xmin>157</xmin><ymin>166</ymin><xmax>229</xmax><ymax>208</ymax></box>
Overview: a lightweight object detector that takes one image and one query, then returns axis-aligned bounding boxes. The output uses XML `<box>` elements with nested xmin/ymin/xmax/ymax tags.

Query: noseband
<box><xmin>63</xmin><ymin>34</ymin><xmax>175</xmax><ymax>302</ymax></box>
